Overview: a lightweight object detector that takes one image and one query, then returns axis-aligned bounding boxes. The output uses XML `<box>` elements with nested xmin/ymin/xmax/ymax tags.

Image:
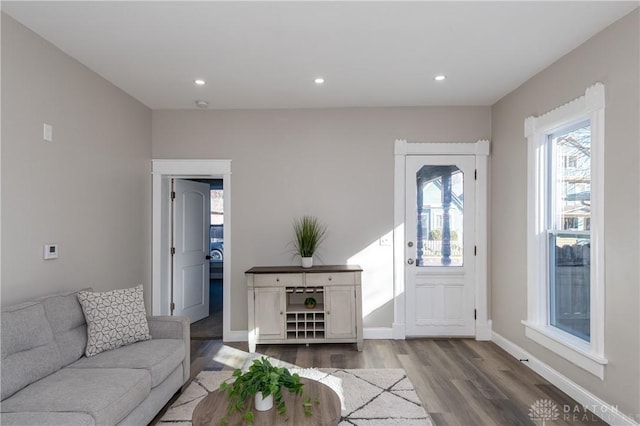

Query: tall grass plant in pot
<box><xmin>293</xmin><ymin>216</ymin><xmax>327</xmax><ymax>268</ymax></box>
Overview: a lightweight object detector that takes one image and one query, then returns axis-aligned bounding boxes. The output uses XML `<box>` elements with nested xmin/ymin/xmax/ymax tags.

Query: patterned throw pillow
<box><xmin>77</xmin><ymin>285</ymin><xmax>151</xmax><ymax>357</ymax></box>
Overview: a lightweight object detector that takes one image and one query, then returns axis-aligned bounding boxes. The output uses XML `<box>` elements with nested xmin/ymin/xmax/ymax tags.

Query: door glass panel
<box><xmin>416</xmin><ymin>165</ymin><xmax>464</xmax><ymax>267</ymax></box>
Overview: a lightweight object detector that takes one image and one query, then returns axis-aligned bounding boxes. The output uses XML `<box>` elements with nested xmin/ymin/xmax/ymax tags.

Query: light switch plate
<box><xmin>43</xmin><ymin>123</ymin><xmax>53</xmax><ymax>142</ymax></box>
<box><xmin>44</xmin><ymin>244</ymin><xmax>58</xmax><ymax>260</ymax></box>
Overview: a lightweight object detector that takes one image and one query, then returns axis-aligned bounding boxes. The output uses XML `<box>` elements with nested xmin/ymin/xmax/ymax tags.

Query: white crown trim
<box><xmin>524</xmin><ymin>83</ymin><xmax>604</xmax><ymax>138</ymax></box>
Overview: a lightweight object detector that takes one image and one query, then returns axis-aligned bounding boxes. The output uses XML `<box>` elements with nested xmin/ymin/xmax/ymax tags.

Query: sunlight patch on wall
<box><xmin>347</xmin><ymin>230</ymin><xmax>394</xmax><ymax>322</ymax></box>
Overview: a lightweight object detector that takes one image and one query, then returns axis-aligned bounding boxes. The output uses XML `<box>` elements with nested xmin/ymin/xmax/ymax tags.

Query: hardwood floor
<box><xmin>190</xmin><ymin>309</ymin><xmax>223</xmax><ymax>340</ymax></box>
<box><xmin>154</xmin><ymin>338</ymin><xmax>609</xmax><ymax>425</ymax></box>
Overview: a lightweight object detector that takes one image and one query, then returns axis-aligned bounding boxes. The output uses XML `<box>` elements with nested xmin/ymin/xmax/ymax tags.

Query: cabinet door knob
<box><xmin>280</xmin><ymin>311</ymin><xmax>283</xmax><ymax>315</ymax></box>
<box><xmin>328</xmin><ymin>276</ymin><xmax>332</xmax><ymax>281</ymax></box>
<box><xmin>276</xmin><ymin>277</ymin><xmax>280</xmax><ymax>282</ymax></box>
<box><xmin>327</xmin><ymin>311</ymin><xmax>330</xmax><ymax>315</ymax></box>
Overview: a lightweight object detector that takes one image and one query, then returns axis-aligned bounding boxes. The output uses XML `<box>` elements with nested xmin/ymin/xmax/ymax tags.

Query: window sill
<box><xmin>522</xmin><ymin>321</ymin><xmax>607</xmax><ymax>380</ymax></box>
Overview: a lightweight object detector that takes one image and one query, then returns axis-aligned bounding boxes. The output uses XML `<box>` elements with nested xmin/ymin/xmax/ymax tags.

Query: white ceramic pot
<box><xmin>301</xmin><ymin>257</ymin><xmax>313</xmax><ymax>268</ymax></box>
<box><xmin>254</xmin><ymin>392</ymin><xmax>274</xmax><ymax>411</ymax></box>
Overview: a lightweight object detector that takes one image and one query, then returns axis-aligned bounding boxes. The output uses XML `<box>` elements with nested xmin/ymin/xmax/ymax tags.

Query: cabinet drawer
<box><xmin>253</xmin><ymin>273</ymin><xmax>303</xmax><ymax>287</ymax></box>
<box><xmin>306</xmin><ymin>272</ymin><xmax>356</xmax><ymax>286</ymax></box>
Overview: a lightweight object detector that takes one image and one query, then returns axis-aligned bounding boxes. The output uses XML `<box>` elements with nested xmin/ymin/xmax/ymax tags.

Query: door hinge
<box><xmin>474</xmin><ymin>169</ymin><xmax>477</xmax><ymax>180</ymax></box>
<box><xmin>171</xmin><ymin>191</ymin><xmax>176</xmax><ymax>200</ymax></box>
<box><xmin>474</xmin><ymin>245</ymin><xmax>477</xmax><ymax>256</ymax></box>
<box><xmin>170</xmin><ymin>302</ymin><xmax>175</xmax><ymax>314</ymax></box>
<box><xmin>474</xmin><ymin>309</ymin><xmax>477</xmax><ymax>320</ymax></box>
<box><xmin>171</xmin><ymin>247</ymin><xmax>176</xmax><ymax>256</ymax></box>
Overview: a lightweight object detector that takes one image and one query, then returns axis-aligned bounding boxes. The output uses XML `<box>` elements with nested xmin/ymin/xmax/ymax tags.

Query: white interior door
<box><xmin>405</xmin><ymin>155</ymin><xmax>476</xmax><ymax>336</ymax></box>
<box><xmin>173</xmin><ymin>179</ymin><xmax>210</xmax><ymax>323</ymax></box>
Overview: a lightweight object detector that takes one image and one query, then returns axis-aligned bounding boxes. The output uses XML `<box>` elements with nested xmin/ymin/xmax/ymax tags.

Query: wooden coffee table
<box><xmin>192</xmin><ymin>377</ymin><xmax>341</xmax><ymax>426</ymax></box>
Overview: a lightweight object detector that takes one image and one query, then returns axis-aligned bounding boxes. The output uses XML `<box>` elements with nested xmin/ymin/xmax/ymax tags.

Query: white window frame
<box><xmin>522</xmin><ymin>83</ymin><xmax>607</xmax><ymax>379</ymax></box>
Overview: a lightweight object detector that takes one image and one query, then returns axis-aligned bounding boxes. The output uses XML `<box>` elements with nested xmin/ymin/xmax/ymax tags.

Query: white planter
<box><xmin>301</xmin><ymin>257</ymin><xmax>313</xmax><ymax>268</ymax></box>
<box><xmin>254</xmin><ymin>392</ymin><xmax>273</xmax><ymax>411</ymax></box>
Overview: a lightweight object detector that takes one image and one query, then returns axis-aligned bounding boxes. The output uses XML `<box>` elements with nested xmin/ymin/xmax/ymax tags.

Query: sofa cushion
<box><xmin>1</xmin><ymin>302</ymin><xmax>63</xmax><ymax>400</ymax></box>
<box><xmin>40</xmin><ymin>290</ymin><xmax>89</xmax><ymax>365</ymax></box>
<box><xmin>1</xmin><ymin>367</ymin><xmax>150</xmax><ymax>426</ymax></box>
<box><xmin>77</xmin><ymin>285</ymin><xmax>151</xmax><ymax>357</ymax></box>
<box><xmin>70</xmin><ymin>339</ymin><xmax>185</xmax><ymax>387</ymax></box>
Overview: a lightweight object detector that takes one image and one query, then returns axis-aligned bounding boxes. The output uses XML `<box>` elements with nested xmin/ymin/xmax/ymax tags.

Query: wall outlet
<box><xmin>44</xmin><ymin>244</ymin><xmax>59</xmax><ymax>260</ymax></box>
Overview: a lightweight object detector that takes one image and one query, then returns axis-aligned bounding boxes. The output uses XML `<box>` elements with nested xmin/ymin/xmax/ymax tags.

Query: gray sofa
<box><xmin>0</xmin><ymin>290</ymin><xmax>190</xmax><ymax>426</ymax></box>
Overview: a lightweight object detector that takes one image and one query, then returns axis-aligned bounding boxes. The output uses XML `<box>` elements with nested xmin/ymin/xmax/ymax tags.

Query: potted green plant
<box><xmin>293</xmin><ymin>215</ymin><xmax>327</xmax><ymax>268</ymax></box>
<box><xmin>219</xmin><ymin>357</ymin><xmax>305</xmax><ymax>422</ymax></box>
<box><xmin>304</xmin><ymin>297</ymin><xmax>317</xmax><ymax>309</ymax></box>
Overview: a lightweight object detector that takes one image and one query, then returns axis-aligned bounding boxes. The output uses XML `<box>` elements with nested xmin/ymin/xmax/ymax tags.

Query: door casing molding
<box><xmin>393</xmin><ymin>140</ymin><xmax>491</xmax><ymax>340</ymax></box>
<box><xmin>152</xmin><ymin>159</ymin><xmax>232</xmax><ymax>340</ymax></box>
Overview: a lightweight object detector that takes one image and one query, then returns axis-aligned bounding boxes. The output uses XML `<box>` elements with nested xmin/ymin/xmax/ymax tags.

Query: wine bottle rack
<box><xmin>285</xmin><ymin>286</ymin><xmax>324</xmax><ymax>339</ymax></box>
<box><xmin>286</xmin><ymin>312</ymin><xmax>325</xmax><ymax>340</ymax></box>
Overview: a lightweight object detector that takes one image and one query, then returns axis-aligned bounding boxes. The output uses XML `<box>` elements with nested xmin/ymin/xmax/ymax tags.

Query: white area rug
<box><xmin>159</xmin><ymin>368</ymin><xmax>433</xmax><ymax>425</ymax></box>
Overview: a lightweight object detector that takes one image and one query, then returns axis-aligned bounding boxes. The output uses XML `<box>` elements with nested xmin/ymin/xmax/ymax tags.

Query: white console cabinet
<box><xmin>246</xmin><ymin>265</ymin><xmax>363</xmax><ymax>353</ymax></box>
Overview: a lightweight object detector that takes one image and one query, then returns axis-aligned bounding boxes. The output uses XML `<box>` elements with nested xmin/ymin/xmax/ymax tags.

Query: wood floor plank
<box><xmin>450</xmin><ymin>378</ymin><xmax>516</xmax><ymax>425</ymax></box>
<box><xmin>397</xmin><ymin>353</ymin><xmax>447</xmax><ymax>414</ymax></box>
<box><xmin>445</xmin><ymin>341</ymin><xmax>509</xmax><ymax>400</ymax></box>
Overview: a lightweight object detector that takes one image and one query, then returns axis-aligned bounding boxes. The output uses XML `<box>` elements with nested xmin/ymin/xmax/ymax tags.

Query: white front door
<box><xmin>405</xmin><ymin>155</ymin><xmax>476</xmax><ymax>336</ymax></box>
<box><xmin>173</xmin><ymin>179</ymin><xmax>210</xmax><ymax>323</ymax></box>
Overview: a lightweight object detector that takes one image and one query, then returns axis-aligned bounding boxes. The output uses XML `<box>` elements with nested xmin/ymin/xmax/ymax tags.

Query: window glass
<box><xmin>548</xmin><ymin>121</ymin><xmax>591</xmax><ymax>341</ymax></box>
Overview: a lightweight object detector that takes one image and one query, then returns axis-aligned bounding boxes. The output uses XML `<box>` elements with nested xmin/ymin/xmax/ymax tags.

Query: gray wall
<box><xmin>152</xmin><ymin>107</ymin><xmax>491</xmax><ymax>330</ymax></box>
<box><xmin>1</xmin><ymin>15</ymin><xmax>152</xmax><ymax>306</ymax></box>
<box><xmin>491</xmin><ymin>9</ymin><xmax>639</xmax><ymax>415</ymax></box>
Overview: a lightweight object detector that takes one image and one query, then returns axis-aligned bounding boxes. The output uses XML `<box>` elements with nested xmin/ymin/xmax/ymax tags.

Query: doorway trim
<box><xmin>152</xmin><ymin>159</ymin><xmax>234</xmax><ymax>341</ymax></box>
<box><xmin>392</xmin><ymin>140</ymin><xmax>491</xmax><ymax>340</ymax></box>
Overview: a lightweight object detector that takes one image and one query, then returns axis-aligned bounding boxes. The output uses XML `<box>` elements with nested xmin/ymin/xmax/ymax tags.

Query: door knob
<box><xmin>408</xmin><ymin>241</ymin><xmax>414</xmax><ymax>247</ymax></box>
<box><xmin>407</xmin><ymin>258</ymin><xmax>415</xmax><ymax>265</ymax></box>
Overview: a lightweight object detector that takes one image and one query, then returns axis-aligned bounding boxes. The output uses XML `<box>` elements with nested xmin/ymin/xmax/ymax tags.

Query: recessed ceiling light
<box><xmin>314</xmin><ymin>77</ymin><xmax>325</xmax><ymax>84</ymax></box>
<box><xmin>194</xmin><ymin>79</ymin><xmax>206</xmax><ymax>86</ymax></box>
<box><xmin>434</xmin><ymin>75</ymin><xmax>446</xmax><ymax>81</ymax></box>
<box><xmin>195</xmin><ymin>100</ymin><xmax>209</xmax><ymax>108</ymax></box>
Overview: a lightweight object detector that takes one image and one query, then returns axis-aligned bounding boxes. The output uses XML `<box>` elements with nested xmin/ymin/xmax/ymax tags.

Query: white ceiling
<box><xmin>3</xmin><ymin>1</ymin><xmax>638</xmax><ymax>110</ymax></box>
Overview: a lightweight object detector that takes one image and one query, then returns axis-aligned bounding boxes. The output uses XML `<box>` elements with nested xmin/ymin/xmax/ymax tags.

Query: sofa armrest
<box><xmin>147</xmin><ymin>316</ymin><xmax>190</xmax><ymax>384</ymax></box>
<box><xmin>147</xmin><ymin>315</ymin><xmax>189</xmax><ymax>339</ymax></box>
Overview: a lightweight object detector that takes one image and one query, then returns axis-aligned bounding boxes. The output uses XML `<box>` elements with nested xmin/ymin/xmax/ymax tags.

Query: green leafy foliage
<box><xmin>428</xmin><ymin>228</ymin><xmax>458</xmax><ymax>241</ymax></box>
<box><xmin>219</xmin><ymin>357</ymin><xmax>305</xmax><ymax>423</ymax></box>
<box><xmin>293</xmin><ymin>216</ymin><xmax>327</xmax><ymax>257</ymax></box>
<box><xmin>303</xmin><ymin>396</ymin><xmax>313</xmax><ymax>416</ymax></box>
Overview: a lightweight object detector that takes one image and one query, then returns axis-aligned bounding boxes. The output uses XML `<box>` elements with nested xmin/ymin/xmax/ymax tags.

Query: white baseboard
<box><xmin>222</xmin><ymin>329</ymin><xmax>396</xmax><ymax>342</ymax></box>
<box><xmin>363</xmin><ymin>327</ymin><xmax>394</xmax><ymax>339</ymax></box>
<box><xmin>492</xmin><ymin>331</ymin><xmax>638</xmax><ymax>426</ymax></box>
<box><xmin>223</xmin><ymin>330</ymin><xmax>248</xmax><ymax>342</ymax></box>
<box><xmin>475</xmin><ymin>320</ymin><xmax>492</xmax><ymax>341</ymax></box>
<box><xmin>392</xmin><ymin>322</ymin><xmax>406</xmax><ymax>339</ymax></box>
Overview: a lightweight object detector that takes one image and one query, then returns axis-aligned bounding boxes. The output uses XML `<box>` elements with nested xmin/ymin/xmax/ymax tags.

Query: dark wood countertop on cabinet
<box><xmin>246</xmin><ymin>265</ymin><xmax>362</xmax><ymax>274</ymax></box>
